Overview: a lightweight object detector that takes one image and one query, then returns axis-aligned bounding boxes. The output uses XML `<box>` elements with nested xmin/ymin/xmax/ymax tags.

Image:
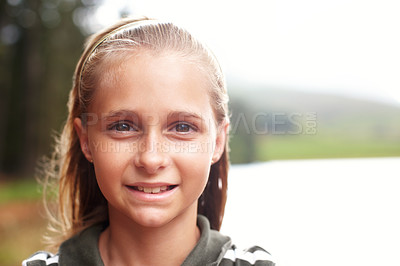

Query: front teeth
<box><xmin>138</xmin><ymin>186</ymin><xmax>169</xmax><ymax>194</ymax></box>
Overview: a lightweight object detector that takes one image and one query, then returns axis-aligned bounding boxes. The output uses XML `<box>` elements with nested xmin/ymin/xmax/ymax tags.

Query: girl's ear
<box><xmin>73</xmin><ymin>117</ymin><xmax>93</xmax><ymax>162</ymax></box>
<box><xmin>212</xmin><ymin>120</ymin><xmax>229</xmax><ymax>164</ymax></box>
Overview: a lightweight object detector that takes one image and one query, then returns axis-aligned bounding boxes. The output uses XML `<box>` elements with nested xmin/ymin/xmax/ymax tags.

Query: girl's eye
<box><xmin>109</xmin><ymin>122</ymin><xmax>135</xmax><ymax>132</ymax></box>
<box><xmin>174</xmin><ymin>123</ymin><xmax>195</xmax><ymax>133</ymax></box>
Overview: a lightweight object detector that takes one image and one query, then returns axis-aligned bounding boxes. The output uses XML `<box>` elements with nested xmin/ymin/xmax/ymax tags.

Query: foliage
<box><xmin>0</xmin><ymin>179</ymin><xmax>42</xmax><ymax>204</ymax></box>
<box><xmin>0</xmin><ymin>0</ymin><xmax>93</xmax><ymax>176</ymax></box>
<box><xmin>228</xmin><ymin>86</ymin><xmax>400</xmax><ymax>163</ymax></box>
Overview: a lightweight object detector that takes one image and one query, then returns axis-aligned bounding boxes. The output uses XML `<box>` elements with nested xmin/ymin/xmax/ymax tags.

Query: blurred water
<box><xmin>221</xmin><ymin>158</ymin><xmax>400</xmax><ymax>266</ymax></box>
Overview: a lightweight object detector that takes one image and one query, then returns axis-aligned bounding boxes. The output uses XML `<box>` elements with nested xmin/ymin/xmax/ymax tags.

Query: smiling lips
<box><xmin>129</xmin><ymin>185</ymin><xmax>178</xmax><ymax>194</ymax></box>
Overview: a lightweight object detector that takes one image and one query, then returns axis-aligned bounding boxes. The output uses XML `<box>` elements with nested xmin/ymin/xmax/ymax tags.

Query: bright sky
<box><xmin>94</xmin><ymin>0</ymin><xmax>400</xmax><ymax>105</ymax></box>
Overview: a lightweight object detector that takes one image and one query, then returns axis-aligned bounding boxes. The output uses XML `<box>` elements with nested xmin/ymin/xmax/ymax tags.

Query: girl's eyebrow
<box><xmin>101</xmin><ymin>109</ymin><xmax>139</xmax><ymax>120</ymax></box>
<box><xmin>100</xmin><ymin>109</ymin><xmax>205</xmax><ymax>123</ymax></box>
<box><xmin>167</xmin><ymin>111</ymin><xmax>204</xmax><ymax>122</ymax></box>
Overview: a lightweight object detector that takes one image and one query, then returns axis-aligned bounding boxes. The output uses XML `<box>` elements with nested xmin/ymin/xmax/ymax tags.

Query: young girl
<box><xmin>23</xmin><ymin>17</ymin><xmax>274</xmax><ymax>266</ymax></box>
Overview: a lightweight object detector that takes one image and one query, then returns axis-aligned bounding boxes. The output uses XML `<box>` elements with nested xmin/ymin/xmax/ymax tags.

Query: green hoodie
<box><xmin>23</xmin><ymin>215</ymin><xmax>275</xmax><ymax>266</ymax></box>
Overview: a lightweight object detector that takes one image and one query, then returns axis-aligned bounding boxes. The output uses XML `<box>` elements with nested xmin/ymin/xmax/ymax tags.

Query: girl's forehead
<box><xmin>90</xmin><ymin>52</ymin><xmax>215</xmax><ymax>120</ymax></box>
<box><xmin>97</xmin><ymin>50</ymin><xmax>209</xmax><ymax>90</ymax></box>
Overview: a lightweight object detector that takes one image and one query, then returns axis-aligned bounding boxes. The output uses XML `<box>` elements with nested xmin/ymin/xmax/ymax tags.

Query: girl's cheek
<box><xmin>167</xmin><ymin>136</ymin><xmax>213</xmax><ymax>155</ymax></box>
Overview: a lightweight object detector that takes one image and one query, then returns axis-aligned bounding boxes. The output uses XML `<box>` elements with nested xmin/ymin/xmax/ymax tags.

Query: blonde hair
<box><xmin>43</xmin><ymin>17</ymin><xmax>230</xmax><ymax>248</ymax></box>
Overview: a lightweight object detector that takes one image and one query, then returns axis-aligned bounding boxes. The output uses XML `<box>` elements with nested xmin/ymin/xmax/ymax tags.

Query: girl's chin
<box><xmin>129</xmin><ymin>206</ymin><xmax>197</xmax><ymax>229</ymax></box>
<box><xmin>130</xmin><ymin>209</ymin><xmax>176</xmax><ymax>228</ymax></box>
<box><xmin>109</xmin><ymin>201</ymin><xmax>198</xmax><ymax>229</ymax></box>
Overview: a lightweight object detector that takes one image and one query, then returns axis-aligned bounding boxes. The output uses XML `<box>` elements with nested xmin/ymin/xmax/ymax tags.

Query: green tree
<box><xmin>229</xmin><ymin>98</ymin><xmax>257</xmax><ymax>164</ymax></box>
<box><xmin>0</xmin><ymin>0</ymin><xmax>98</xmax><ymax>178</ymax></box>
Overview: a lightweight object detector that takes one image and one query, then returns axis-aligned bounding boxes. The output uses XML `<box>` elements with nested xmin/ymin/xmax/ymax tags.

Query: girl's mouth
<box><xmin>128</xmin><ymin>185</ymin><xmax>178</xmax><ymax>194</ymax></box>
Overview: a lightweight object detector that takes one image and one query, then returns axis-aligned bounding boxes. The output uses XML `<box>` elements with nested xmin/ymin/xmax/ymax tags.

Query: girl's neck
<box><xmin>99</xmin><ymin>205</ymin><xmax>200</xmax><ymax>266</ymax></box>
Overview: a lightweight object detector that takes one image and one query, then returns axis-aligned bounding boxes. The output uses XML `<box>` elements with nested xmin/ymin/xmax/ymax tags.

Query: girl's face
<box><xmin>75</xmin><ymin>51</ymin><xmax>227</xmax><ymax>228</ymax></box>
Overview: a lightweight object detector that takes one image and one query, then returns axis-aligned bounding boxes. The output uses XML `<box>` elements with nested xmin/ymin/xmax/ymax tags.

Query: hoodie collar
<box><xmin>182</xmin><ymin>215</ymin><xmax>232</xmax><ymax>266</ymax></box>
<box><xmin>59</xmin><ymin>215</ymin><xmax>231</xmax><ymax>266</ymax></box>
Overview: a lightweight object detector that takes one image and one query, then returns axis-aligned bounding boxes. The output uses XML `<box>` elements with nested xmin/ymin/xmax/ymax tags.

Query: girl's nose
<box><xmin>134</xmin><ymin>133</ymin><xmax>170</xmax><ymax>174</ymax></box>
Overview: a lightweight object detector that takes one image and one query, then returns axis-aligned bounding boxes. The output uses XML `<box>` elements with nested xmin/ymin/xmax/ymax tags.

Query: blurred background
<box><xmin>1</xmin><ymin>0</ymin><xmax>399</xmax><ymax>265</ymax></box>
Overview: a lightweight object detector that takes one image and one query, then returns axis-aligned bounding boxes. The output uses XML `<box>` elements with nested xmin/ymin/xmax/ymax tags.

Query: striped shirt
<box><xmin>23</xmin><ymin>215</ymin><xmax>275</xmax><ymax>266</ymax></box>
